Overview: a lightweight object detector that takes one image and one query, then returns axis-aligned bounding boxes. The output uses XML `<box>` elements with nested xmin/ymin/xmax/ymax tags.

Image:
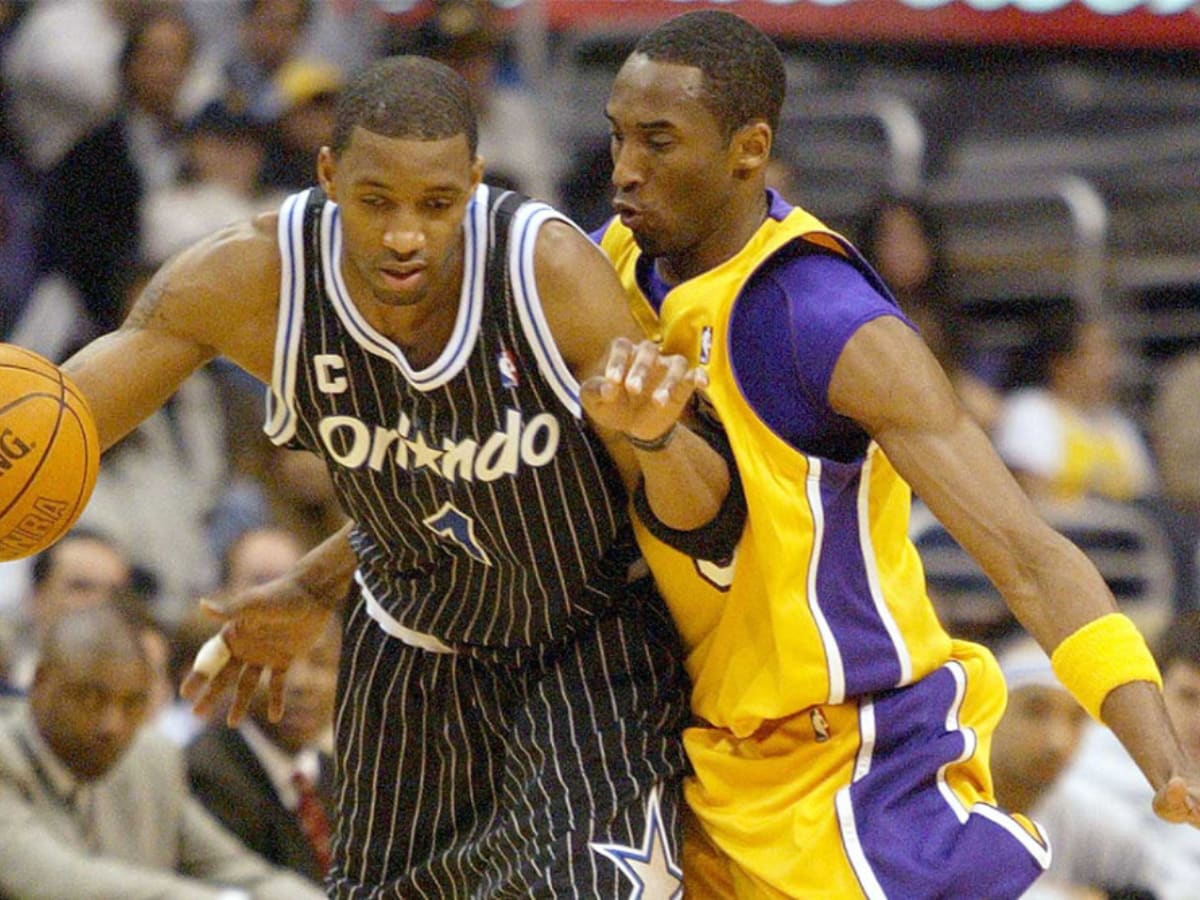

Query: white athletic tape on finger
<box><xmin>193</xmin><ymin>634</ymin><xmax>232</xmax><ymax>679</ymax></box>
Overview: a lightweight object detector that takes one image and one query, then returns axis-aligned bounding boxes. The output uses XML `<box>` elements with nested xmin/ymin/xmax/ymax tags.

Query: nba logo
<box><xmin>699</xmin><ymin>326</ymin><xmax>714</xmax><ymax>365</ymax></box>
<box><xmin>497</xmin><ymin>349</ymin><xmax>519</xmax><ymax>389</ymax></box>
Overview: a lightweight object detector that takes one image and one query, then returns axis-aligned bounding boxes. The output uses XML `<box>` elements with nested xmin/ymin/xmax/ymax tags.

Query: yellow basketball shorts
<box><xmin>681</xmin><ymin>640</ymin><xmax>1051</xmax><ymax>898</ymax></box>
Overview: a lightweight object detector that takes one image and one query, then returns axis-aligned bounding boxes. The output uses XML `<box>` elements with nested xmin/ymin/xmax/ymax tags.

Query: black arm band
<box><xmin>632</xmin><ymin>417</ymin><xmax>746</xmax><ymax>561</ymax></box>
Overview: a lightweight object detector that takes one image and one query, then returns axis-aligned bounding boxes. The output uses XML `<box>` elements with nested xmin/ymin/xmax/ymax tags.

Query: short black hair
<box><xmin>330</xmin><ymin>55</ymin><xmax>478</xmax><ymax>158</ymax></box>
<box><xmin>633</xmin><ymin>10</ymin><xmax>786</xmax><ymax>138</ymax></box>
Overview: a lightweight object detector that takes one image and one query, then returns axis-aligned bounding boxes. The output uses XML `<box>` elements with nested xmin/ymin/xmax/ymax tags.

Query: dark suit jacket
<box><xmin>186</xmin><ymin>725</ymin><xmax>333</xmax><ymax>886</ymax></box>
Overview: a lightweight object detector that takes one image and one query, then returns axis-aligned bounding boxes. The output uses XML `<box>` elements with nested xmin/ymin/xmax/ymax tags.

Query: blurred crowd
<box><xmin>0</xmin><ymin>1</ymin><xmax>1196</xmax><ymax>897</ymax></box>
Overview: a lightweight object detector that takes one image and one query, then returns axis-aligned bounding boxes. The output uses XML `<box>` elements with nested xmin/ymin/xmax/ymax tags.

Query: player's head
<box><xmin>319</xmin><ymin>55</ymin><xmax>482</xmax><ymax>310</ymax></box>
<box><xmin>30</xmin><ymin>605</ymin><xmax>153</xmax><ymax>780</ymax></box>
<box><xmin>990</xmin><ymin>638</ymin><xmax>1088</xmax><ymax>810</ymax></box>
<box><xmin>1154</xmin><ymin>611</ymin><xmax>1200</xmax><ymax>761</ymax></box>
<box><xmin>328</xmin><ymin>54</ymin><xmax>478</xmax><ymax>162</ymax></box>
<box><xmin>606</xmin><ymin>11</ymin><xmax>785</xmax><ymax>272</ymax></box>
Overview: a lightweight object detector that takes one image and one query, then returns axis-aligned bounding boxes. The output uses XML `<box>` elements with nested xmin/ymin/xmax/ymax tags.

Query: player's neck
<box><xmin>657</xmin><ymin>187</ymin><xmax>769</xmax><ymax>285</ymax></box>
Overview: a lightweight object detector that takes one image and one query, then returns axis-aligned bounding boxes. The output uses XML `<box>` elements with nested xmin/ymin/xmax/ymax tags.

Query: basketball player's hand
<box><xmin>1153</xmin><ymin>773</ymin><xmax>1200</xmax><ymax>827</ymax></box>
<box><xmin>180</xmin><ymin>583</ymin><xmax>333</xmax><ymax>727</ymax></box>
<box><xmin>580</xmin><ymin>337</ymin><xmax>708</xmax><ymax>441</ymax></box>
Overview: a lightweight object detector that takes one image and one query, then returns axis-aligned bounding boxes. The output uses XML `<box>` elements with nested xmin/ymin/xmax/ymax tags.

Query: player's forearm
<box><xmin>1100</xmin><ymin>680</ymin><xmax>1190</xmax><ymax>793</ymax></box>
<box><xmin>292</xmin><ymin>521</ymin><xmax>358</xmax><ymax>611</ymax></box>
<box><xmin>634</xmin><ymin>424</ymin><xmax>731</xmax><ymax>531</ymax></box>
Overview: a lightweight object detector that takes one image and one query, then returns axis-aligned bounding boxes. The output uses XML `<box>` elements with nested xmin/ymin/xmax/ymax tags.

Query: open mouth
<box><xmin>613</xmin><ymin>201</ymin><xmax>647</xmax><ymax>230</ymax></box>
<box><xmin>379</xmin><ymin>264</ymin><xmax>426</xmax><ymax>291</ymax></box>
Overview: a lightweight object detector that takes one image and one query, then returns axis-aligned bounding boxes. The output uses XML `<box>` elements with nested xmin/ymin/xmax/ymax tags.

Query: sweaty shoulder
<box><xmin>127</xmin><ymin>211</ymin><xmax>283</xmax><ymax>382</ymax></box>
<box><xmin>533</xmin><ymin>214</ymin><xmax>641</xmax><ymax>380</ymax></box>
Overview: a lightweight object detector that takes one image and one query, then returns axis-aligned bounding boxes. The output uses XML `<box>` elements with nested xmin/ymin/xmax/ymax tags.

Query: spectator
<box><xmin>36</xmin><ymin>4</ymin><xmax>198</xmax><ymax>338</ymax></box>
<box><xmin>257</xmin><ymin>57</ymin><xmax>342</xmax><ymax>195</ymax></box>
<box><xmin>1</xmin><ymin>0</ymin><xmax>145</xmax><ymax>173</ymax></box>
<box><xmin>141</xmin><ymin>97</ymin><xmax>274</xmax><ymax>270</ymax></box>
<box><xmin>992</xmin><ymin>636</ymin><xmax>1162</xmax><ymax>899</ymax></box>
<box><xmin>1149</xmin><ymin>350</ymin><xmax>1200</xmax><ymax>610</ymax></box>
<box><xmin>389</xmin><ymin>0</ymin><xmax>555</xmax><ymax>200</ymax></box>
<box><xmin>855</xmin><ymin>194</ymin><xmax>1002</xmax><ymax>434</ymax></box>
<box><xmin>6</xmin><ymin>527</ymin><xmax>137</xmax><ymax>690</ymax></box>
<box><xmin>0</xmin><ymin>605</ymin><xmax>325</xmax><ymax>899</ymax></box>
<box><xmin>1051</xmin><ymin>610</ymin><xmax>1200</xmax><ymax>899</ymax></box>
<box><xmin>994</xmin><ymin>303</ymin><xmax>1157</xmax><ymax>504</ymax></box>
<box><xmin>188</xmin><ymin>532</ymin><xmax>339</xmax><ymax>884</ymax></box>
<box><xmin>194</xmin><ymin>0</ymin><xmax>315</xmax><ymax>125</ymax></box>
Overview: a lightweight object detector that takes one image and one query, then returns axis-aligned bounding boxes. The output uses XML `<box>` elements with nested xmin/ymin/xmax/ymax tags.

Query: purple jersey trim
<box><xmin>597</xmin><ymin>193</ymin><xmax>914</xmax><ymax>463</ymax></box>
<box><xmin>816</xmin><ymin>458</ymin><xmax>905</xmax><ymax>695</ymax></box>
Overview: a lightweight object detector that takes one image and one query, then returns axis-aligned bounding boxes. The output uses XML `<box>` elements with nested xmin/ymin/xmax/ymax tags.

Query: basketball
<box><xmin>0</xmin><ymin>344</ymin><xmax>100</xmax><ymax>561</ymax></box>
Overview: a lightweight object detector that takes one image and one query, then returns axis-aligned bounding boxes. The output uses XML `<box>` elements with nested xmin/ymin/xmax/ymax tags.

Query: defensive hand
<box><xmin>580</xmin><ymin>337</ymin><xmax>708</xmax><ymax>442</ymax></box>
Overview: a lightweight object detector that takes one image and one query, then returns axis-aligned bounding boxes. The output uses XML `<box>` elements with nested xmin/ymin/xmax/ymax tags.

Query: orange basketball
<box><xmin>0</xmin><ymin>344</ymin><xmax>100</xmax><ymax>561</ymax></box>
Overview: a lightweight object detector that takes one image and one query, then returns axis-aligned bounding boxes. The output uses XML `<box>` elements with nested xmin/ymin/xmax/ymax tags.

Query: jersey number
<box><xmin>695</xmin><ymin>551</ymin><xmax>737</xmax><ymax>590</ymax></box>
<box><xmin>423</xmin><ymin>502</ymin><xmax>493</xmax><ymax>566</ymax></box>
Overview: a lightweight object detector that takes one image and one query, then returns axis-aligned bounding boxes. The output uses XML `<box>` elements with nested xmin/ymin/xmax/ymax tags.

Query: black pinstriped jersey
<box><xmin>265</xmin><ymin>186</ymin><xmax>640</xmax><ymax>648</ymax></box>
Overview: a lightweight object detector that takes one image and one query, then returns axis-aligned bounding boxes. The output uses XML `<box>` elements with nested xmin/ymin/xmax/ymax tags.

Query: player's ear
<box><xmin>731</xmin><ymin>122</ymin><xmax>772</xmax><ymax>178</ymax></box>
<box><xmin>470</xmin><ymin>155</ymin><xmax>485</xmax><ymax>191</ymax></box>
<box><xmin>317</xmin><ymin>146</ymin><xmax>338</xmax><ymax>199</ymax></box>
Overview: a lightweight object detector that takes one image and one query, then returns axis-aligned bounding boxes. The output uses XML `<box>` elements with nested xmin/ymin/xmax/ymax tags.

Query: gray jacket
<box><xmin>0</xmin><ymin>706</ymin><xmax>325</xmax><ymax>900</ymax></box>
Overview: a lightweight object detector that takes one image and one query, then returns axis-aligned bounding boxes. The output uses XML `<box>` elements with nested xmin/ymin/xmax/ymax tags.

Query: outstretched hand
<box><xmin>180</xmin><ymin>580</ymin><xmax>333</xmax><ymax>727</ymax></box>
<box><xmin>1153</xmin><ymin>774</ymin><xmax>1200</xmax><ymax>827</ymax></box>
<box><xmin>580</xmin><ymin>337</ymin><xmax>708</xmax><ymax>442</ymax></box>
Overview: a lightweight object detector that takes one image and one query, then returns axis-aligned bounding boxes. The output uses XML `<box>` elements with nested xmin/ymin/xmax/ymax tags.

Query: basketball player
<box><xmin>594</xmin><ymin>11</ymin><xmax>1200</xmax><ymax>897</ymax></box>
<box><xmin>61</xmin><ymin>56</ymin><xmax>739</xmax><ymax>897</ymax></box>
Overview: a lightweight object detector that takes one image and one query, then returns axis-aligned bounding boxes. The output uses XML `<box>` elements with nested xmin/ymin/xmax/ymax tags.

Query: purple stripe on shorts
<box><xmin>845</xmin><ymin>664</ymin><xmax>1046</xmax><ymax>898</ymax></box>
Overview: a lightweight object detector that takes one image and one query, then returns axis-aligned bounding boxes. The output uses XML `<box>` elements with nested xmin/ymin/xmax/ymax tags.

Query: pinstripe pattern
<box><xmin>268</xmin><ymin>187</ymin><xmax>689</xmax><ymax>896</ymax></box>
<box><xmin>270</xmin><ymin>186</ymin><xmax>638</xmax><ymax>648</ymax></box>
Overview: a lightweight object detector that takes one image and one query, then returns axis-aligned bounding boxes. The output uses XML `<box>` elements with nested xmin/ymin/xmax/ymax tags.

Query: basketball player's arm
<box><xmin>63</xmin><ymin>216</ymin><xmax>281</xmax><ymax>450</ymax></box>
<box><xmin>829</xmin><ymin>314</ymin><xmax>1200</xmax><ymax>827</ymax></box>
<box><xmin>60</xmin><ymin>215</ymin><xmax>354</xmax><ymax>724</ymax></box>
<box><xmin>532</xmin><ymin>219</ymin><xmax>732</xmax><ymax>533</ymax></box>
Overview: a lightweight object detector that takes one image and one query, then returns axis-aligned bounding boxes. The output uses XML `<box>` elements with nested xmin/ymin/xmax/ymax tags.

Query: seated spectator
<box><xmin>387</xmin><ymin>0</ymin><xmax>553</xmax><ymax>200</ymax></box>
<box><xmin>855</xmin><ymin>194</ymin><xmax>1003</xmax><ymax>434</ymax></box>
<box><xmin>36</xmin><ymin>6</ymin><xmax>199</xmax><ymax>339</ymax></box>
<box><xmin>1051</xmin><ymin>610</ymin><xmax>1200</xmax><ymax>899</ymax></box>
<box><xmin>1149</xmin><ymin>350</ymin><xmax>1200</xmax><ymax>609</ymax></box>
<box><xmin>992</xmin><ymin>636</ymin><xmax>1164</xmax><ymax>899</ymax></box>
<box><xmin>6</xmin><ymin>527</ymin><xmax>139</xmax><ymax>690</ymax></box>
<box><xmin>257</xmin><ymin>57</ymin><xmax>342</xmax><ymax>195</ymax></box>
<box><xmin>994</xmin><ymin>303</ymin><xmax>1157</xmax><ymax>504</ymax></box>
<box><xmin>141</xmin><ymin>98</ymin><xmax>275</xmax><ymax>270</ymax></box>
<box><xmin>187</xmin><ymin>553</ymin><xmax>340</xmax><ymax>885</ymax></box>
<box><xmin>211</xmin><ymin>0</ymin><xmax>315</xmax><ymax>125</ymax></box>
<box><xmin>0</xmin><ymin>605</ymin><xmax>324</xmax><ymax>898</ymax></box>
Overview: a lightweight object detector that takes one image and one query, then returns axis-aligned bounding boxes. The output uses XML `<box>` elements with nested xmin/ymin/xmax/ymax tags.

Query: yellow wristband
<box><xmin>1050</xmin><ymin>612</ymin><xmax>1163</xmax><ymax>722</ymax></box>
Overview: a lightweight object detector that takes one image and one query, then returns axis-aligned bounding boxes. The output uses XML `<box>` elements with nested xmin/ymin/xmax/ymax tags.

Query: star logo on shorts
<box><xmin>590</xmin><ymin>785</ymin><xmax>682</xmax><ymax>899</ymax></box>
